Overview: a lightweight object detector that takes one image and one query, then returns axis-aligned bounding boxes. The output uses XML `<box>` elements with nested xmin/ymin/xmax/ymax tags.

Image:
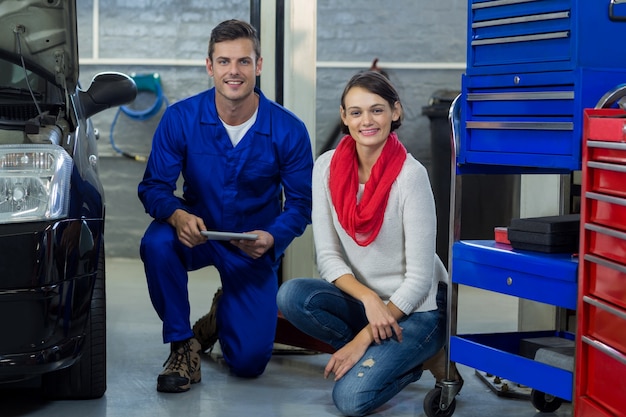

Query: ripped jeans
<box><xmin>277</xmin><ymin>278</ymin><xmax>445</xmax><ymax>416</ymax></box>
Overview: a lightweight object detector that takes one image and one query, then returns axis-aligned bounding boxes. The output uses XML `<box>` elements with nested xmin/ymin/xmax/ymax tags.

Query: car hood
<box><xmin>0</xmin><ymin>0</ymin><xmax>78</xmax><ymax>91</ymax></box>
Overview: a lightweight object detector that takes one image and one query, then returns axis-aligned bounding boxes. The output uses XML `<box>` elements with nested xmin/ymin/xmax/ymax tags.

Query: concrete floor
<box><xmin>0</xmin><ymin>156</ymin><xmax>574</xmax><ymax>416</ymax></box>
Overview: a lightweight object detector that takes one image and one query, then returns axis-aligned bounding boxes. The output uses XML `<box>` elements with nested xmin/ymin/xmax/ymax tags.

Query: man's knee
<box><xmin>141</xmin><ymin>223</ymin><xmax>177</xmax><ymax>262</ymax></box>
<box><xmin>226</xmin><ymin>347</ymin><xmax>272</xmax><ymax>378</ymax></box>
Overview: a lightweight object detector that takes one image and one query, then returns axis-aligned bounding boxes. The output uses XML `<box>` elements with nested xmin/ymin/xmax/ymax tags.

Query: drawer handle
<box><xmin>610</xmin><ymin>0</ymin><xmax>626</xmax><ymax>22</ymax></box>
<box><xmin>583</xmin><ymin>295</ymin><xmax>626</xmax><ymax>321</ymax></box>
<box><xmin>582</xmin><ymin>335</ymin><xmax>626</xmax><ymax>366</ymax></box>
<box><xmin>472</xmin><ymin>12</ymin><xmax>570</xmax><ymax>29</ymax></box>
<box><xmin>472</xmin><ymin>0</ymin><xmax>540</xmax><ymax>9</ymax></box>
<box><xmin>472</xmin><ymin>31</ymin><xmax>569</xmax><ymax>46</ymax></box>
<box><xmin>585</xmin><ymin>223</ymin><xmax>626</xmax><ymax>240</ymax></box>
<box><xmin>587</xmin><ymin>140</ymin><xmax>626</xmax><ymax>152</ymax></box>
<box><xmin>466</xmin><ymin>121</ymin><xmax>573</xmax><ymax>130</ymax></box>
<box><xmin>584</xmin><ymin>253</ymin><xmax>626</xmax><ymax>274</ymax></box>
<box><xmin>587</xmin><ymin>160</ymin><xmax>626</xmax><ymax>173</ymax></box>
<box><xmin>467</xmin><ymin>92</ymin><xmax>574</xmax><ymax>101</ymax></box>
<box><xmin>586</xmin><ymin>191</ymin><xmax>626</xmax><ymax>208</ymax></box>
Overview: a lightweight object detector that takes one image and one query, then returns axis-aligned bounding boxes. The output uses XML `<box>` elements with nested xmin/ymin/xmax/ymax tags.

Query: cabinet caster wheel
<box><xmin>530</xmin><ymin>389</ymin><xmax>563</xmax><ymax>413</ymax></box>
<box><xmin>424</xmin><ymin>386</ymin><xmax>457</xmax><ymax>417</ymax></box>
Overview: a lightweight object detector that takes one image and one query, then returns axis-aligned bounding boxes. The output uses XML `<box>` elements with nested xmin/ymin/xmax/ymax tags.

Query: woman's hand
<box><xmin>324</xmin><ymin>338</ymin><xmax>369</xmax><ymax>381</ymax></box>
<box><xmin>362</xmin><ymin>295</ymin><xmax>403</xmax><ymax>344</ymax></box>
<box><xmin>332</xmin><ymin>275</ymin><xmax>405</xmax><ymax>345</ymax></box>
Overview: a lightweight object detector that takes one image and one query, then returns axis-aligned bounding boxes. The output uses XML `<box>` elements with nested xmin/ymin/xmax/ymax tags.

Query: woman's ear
<box><xmin>340</xmin><ymin>105</ymin><xmax>347</xmax><ymax>124</ymax></box>
<box><xmin>392</xmin><ymin>101</ymin><xmax>402</xmax><ymax>121</ymax></box>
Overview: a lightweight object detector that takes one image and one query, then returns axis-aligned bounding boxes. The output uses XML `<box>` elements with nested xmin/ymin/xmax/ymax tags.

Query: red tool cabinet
<box><xmin>576</xmin><ymin>108</ymin><xmax>626</xmax><ymax>417</ymax></box>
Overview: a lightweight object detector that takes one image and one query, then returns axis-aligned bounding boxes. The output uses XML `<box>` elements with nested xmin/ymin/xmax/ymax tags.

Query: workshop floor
<box><xmin>0</xmin><ymin>157</ymin><xmax>573</xmax><ymax>416</ymax></box>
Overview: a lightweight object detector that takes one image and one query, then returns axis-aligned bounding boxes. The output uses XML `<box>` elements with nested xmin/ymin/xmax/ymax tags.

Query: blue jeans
<box><xmin>277</xmin><ymin>278</ymin><xmax>446</xmax><ymax>416</ymax></box>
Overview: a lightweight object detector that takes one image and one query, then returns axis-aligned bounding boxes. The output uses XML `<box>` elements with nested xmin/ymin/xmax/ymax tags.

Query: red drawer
<box><xmin>587</xmin><ymin>192</ymin><xmax>626</xmax><ymax>232</ymax></box>
<box><xmin>584</xmin><ymin>296</ymin><xmax>626</xmax><ymax>355</ymax></box>
<box><xmin>584</xmin><ymin>110</ymin><xmax>626</xmax><ymax>143</ymax></box>
<box><xmin>576</xmin><ymin>397</ymin><xmax>616</xmax><ymax>417</ymax></box>
<box><xmin>587</xmin><ymin>161</ymin><xmax>626</xmax><ymax>199</ymax></box>
<box><xmin>588</xmin><ymin>142</ymin><xmax>626</xmax><ymax>165</ymax></box>
<box><xmin>578</xmin><ymin>337</ymin><xmax>626</xmax><ymax>417</ymax></box>
<box><xmin>585</xmin><ymin>255</ymin><xmax>626</xmax><ymax>310</ymax></box>
<box><xmin>586</xmin><ymin>224</ymin><xmax>626</xmax><ymax>265</ymax></box>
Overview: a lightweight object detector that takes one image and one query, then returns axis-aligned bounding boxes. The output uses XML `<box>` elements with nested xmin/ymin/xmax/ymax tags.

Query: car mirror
<box><xmin>79</xmin><ymin>72</ymin><xmax>138</xmax><ymax>119</ymax></box>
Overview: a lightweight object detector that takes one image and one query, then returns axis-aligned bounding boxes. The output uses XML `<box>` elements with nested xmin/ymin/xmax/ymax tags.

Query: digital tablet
<box><xmin>201</xmin><ymin>231</ymin><xmax>259</xmax><ymax>241</ymax></box>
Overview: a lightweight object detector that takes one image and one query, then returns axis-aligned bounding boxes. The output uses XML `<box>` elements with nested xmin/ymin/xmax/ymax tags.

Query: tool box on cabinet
<box><xmin>507</xmin><ymin>214</ymin><xmax>580</xmax><ymax>253</ymax></box>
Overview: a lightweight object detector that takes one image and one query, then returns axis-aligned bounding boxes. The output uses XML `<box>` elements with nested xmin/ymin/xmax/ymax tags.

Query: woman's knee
<box><xmin>332</xmin><ymin>383</ymin><xmax>371</xmax><ymax>417</ymax></box>
<box><xmin>276</xmin><ymin>278</ymin><xmax>296</xmax><ymax>310</ymax></box>
<box><xmin>276</xmin><ymin>278</ymin><xmax>311</xmax><ymax>317</ymax></box>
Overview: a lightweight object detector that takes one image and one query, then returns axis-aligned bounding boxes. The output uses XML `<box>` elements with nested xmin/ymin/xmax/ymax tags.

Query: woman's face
<box><xmin>340</xmin><ymin>86</ymin><xmax>401</xmax><ymax>151</ymax></box>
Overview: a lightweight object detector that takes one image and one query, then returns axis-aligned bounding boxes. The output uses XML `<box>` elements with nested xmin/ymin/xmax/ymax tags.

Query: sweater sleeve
<box><xmin>388</xmin><ymin>157</ymin><xmax>439</xmax><ymax>314</ymax></box>
<box><xmin>312</xmin><ymin>152</ymin><xmax>354</xmax><ymax>282</ymax></box>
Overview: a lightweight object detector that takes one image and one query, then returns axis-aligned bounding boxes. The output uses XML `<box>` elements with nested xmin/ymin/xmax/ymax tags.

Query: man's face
<box><xmin>206</xmin><ymin>38</ymin><xmax>262</xmax><ymax>104</ymax></box>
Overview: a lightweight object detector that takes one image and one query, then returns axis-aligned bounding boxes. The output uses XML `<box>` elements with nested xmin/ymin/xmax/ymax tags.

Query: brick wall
<box><xmin>78</xmin><ymin>0</ymin><xmax>467</xmax><ymax>169</ymax></box>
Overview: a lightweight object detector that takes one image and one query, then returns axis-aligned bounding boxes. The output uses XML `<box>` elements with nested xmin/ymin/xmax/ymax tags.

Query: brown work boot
<box><xmin>192</xmin><ymin>287</ymin><xmax>222</xmax><ymax>352</ymax></box>
<box><xmin>423</xmin><ymin>347</ymin><xmax>463</xmax><ymax>387</ymax></box>
<box><xmin>157</xmin><ymin>338</ymin><xmax>201</xmax><ymax>393</ymax></box>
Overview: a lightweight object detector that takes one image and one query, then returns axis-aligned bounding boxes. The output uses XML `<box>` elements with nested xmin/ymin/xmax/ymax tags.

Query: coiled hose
<box><xmin>109</xmin><ymin>73</ymin><xmax>168</xmax><ymax>161</ymax></box>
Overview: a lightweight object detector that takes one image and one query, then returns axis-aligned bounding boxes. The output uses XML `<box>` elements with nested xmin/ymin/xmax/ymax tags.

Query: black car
<box><xmin>0</xmin><ymin>0</ymin><xmax>136</xmax><ymax>399</ymax></box>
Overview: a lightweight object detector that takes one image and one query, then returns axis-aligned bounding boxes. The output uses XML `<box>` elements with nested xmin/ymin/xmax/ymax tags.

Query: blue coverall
<box><xmin>138</xmin><ymin>87</ymin><xmax>313</xmax><ymax>377</ymax></box>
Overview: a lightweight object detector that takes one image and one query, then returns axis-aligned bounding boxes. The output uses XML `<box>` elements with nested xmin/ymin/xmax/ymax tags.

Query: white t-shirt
<box><xmin>221</xmin><ymin>108</ymin><xmax>258</xmax><ymax>147</ymax></box>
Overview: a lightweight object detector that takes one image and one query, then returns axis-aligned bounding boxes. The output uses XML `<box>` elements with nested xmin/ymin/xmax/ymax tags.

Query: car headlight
<box><xmin>0</xmin><ymin>144</ymin><xmax>72</xmax><ymax>224</ymax></box>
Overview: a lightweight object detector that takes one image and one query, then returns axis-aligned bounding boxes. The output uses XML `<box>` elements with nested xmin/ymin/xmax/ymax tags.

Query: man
<box><xmin>138</xmin><ymin>19</ymin><xmax>313</xmax><ymax>393</ymax></box>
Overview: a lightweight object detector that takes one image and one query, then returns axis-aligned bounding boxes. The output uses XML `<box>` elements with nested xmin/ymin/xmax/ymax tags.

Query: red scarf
<box><xmin>329</xmin><ymin>132</ymin><xmax>407</xmax><ymax>246</ymax></box>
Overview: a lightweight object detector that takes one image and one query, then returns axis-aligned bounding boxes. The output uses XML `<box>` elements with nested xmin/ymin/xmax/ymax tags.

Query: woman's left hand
<box><xmin>324</xmin><ymin>339</ymin><xmax>368</xmax><ymax>381</ymax></box>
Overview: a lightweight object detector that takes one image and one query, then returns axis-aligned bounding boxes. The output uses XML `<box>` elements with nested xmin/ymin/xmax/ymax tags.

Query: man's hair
<box><xmin>208</xmin><ymin>19</ymin><xmax>261</xmax><ymax>61</ymax></box>
<box><xmin>340</xmin><ymin>71</ymin><xmax>403</xmax><ymax>134</ymax></box>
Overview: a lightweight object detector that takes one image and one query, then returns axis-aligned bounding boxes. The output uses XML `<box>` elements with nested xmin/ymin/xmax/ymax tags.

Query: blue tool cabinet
<box><xmin>447</xmin><ymin>0</ymin><xmax>626</xmax><ymax>413</ymax></box>
<box><xmin>459</xmin><ymin>0</ymin><xmax>626</xmax><ymax>172</ymax></box>
<box><xmin>450</xmin><ymin>241</ymin><xmax>578</xmax><ymax>403</ymax></box>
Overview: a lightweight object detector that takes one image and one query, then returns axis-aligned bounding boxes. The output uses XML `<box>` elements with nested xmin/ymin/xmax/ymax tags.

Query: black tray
<box><xmin>508</xmin><ymin>214</ymin><xmax>580</xmax><ymax>253</ymax></box>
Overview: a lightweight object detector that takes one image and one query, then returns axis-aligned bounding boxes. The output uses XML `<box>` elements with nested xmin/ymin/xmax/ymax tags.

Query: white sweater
<box><xmin>312</xmin><ymin>150</ymin><xmax>448</xmax><ymax>315</ymax></box>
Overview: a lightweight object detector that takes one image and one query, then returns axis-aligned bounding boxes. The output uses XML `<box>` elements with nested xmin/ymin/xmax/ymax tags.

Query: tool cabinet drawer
<box><xmin>468</xmin><ymin>0</ymin><xmax>626</xmax><ymax>75</ymax></box>
<box><xmin>575</xmin><ymin>398</ymin><xmax>615</xmax><ymax>417</ymax></box>
<box><xmin>578</xmin><ymin>336</ymin><xmax>626</xmax><ymax>417</ymax></box>
<box><xmin>459</xmin><ymin>69</ymin><xmax>626</xmax><ymax>171</ymax></box>
<box><xmin>586</xmin><ymin>161</ymin><xmax>626</xmax><ymax>199</ymax></box>
<box><xmin>585</xmin><ymin>224</ymin><xmax>626</xmax><ymax>265</ymax></box>
<box><xmin>452</xmin><ymin>240</ymin><xmax>578</xmax><ymax>309</ymax></box>
<box><xmin>586</xmin><ymin>141</ymin><xmax>626</xmax><ymax>165</ymax></box>
<box><xmin>582</xmin><ymin>296</ymin><xmax>626</xmax><ymax>355</ymax></box>
<box><xmin>586</xmin><ymin>192</ymin><xmax>626</xmax><ymax>232</ymax></box>
<box><xmin>470</xmin><ymin>0</ymin><xmax>571</xmax><ymax>71</ymax></box>
<box><xmin>466</xmin><ymin>71</ymin><xmax>575</xmax><ymax>117</ymax></box>
<box><xmin>584</xmin><ymin>254</ymin><xmax>626</xmax><ymax>311</ymax></box>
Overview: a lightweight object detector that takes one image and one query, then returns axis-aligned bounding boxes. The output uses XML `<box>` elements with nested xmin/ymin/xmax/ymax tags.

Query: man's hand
<box><xmin>230</xmin><ymin>230</ymin><xmax>274</xmax><ymax>259</ymax></box>
<box><xmin>167</xmin><ymin>209</ymin><xmax>207</xmax><ymax>248</ymax></box>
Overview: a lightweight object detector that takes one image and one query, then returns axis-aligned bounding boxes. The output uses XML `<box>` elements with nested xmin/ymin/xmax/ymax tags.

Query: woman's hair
<box><xmin>339</xmin><ymin>71</ymin><xmax>403</xmax><ymax>134</ymax></box>
<box><xmin>208</xmin><ymin>19</ymin><xmax>261</xmax><ymax>62</ymax></box>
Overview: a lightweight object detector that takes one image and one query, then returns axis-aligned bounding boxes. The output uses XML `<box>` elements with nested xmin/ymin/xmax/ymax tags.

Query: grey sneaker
<box><xmin>157</xmin><ymin>338</ymin><xmax>201</xmax><ymax>393</ymax></box>
<box><xmin>192</xmin><ymin>288</ymin><xmax>222</xmax><ymax>352</ymax></box>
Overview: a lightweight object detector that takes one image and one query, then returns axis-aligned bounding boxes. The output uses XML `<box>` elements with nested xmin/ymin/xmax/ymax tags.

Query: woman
<box><xmin>277</xmin><ymin>71</ymin><xmax>458</xmax><ymax>416</ymax></box>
